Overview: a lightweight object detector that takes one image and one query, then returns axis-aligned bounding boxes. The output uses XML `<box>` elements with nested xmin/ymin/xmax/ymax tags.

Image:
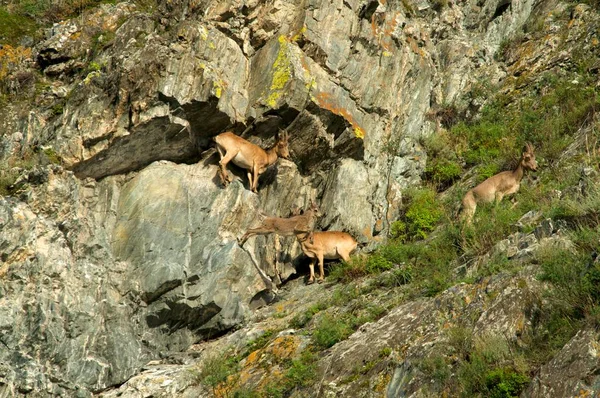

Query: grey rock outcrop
<box><xmin>0</xmin><ymin>0</ymin><xmax>564</xmax><ymax>395</ymax></box>
<box><xmin>525</xmin><ymin>329</ymin><xmax>600</xmax><ymax>397</ymax></box>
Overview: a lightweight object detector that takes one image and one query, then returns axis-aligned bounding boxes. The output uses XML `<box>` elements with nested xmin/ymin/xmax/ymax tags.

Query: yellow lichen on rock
<box><xmin>266</xmin><ymin>36</ymin><xmax>293</xmax><ymax>108</ymax></box>
<box><xmin>213</xmin><ymin>81</ymin><xmax>223</xmax><ymax>98</ymax></box>
<box><xmin>354</xmin><ymin>126</ymin><xmax>365</xmax><ymax>139</ymax></box>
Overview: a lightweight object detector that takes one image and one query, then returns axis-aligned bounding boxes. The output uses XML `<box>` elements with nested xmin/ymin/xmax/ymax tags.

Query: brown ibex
<box><xmin>213</xmin><ymin>130</ymin><xmax>290</xmax><ymax>193</ymax></box>
<box><xmin>461</xmin><ymin>143</ymin><xmax>538</xmax><ymax>224</ymax></box>
<box><xmin>239</xmin><ymin>201</ymin><xmax>320</xmax><ymax>245</ymax></box>
<box><xmin>295</xmin><ymin>230</ymin><xmax>358</xmax><ymax>284</ymax></box>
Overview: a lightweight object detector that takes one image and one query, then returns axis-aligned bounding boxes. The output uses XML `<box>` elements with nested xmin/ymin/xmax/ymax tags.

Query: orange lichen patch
<box><xmin>0</xmin><ymin>45</ymin><xmax>32</xmax><ymax>81</ymax></box>
<box><xmin>270</xmin><ymin>335</ymin><xmax>303</xmax><ymax>359</ymax></box>
<box><xmin>314</xmin><ymin>91</ymin><xmax>365</xmax><ymax>139</ymax></box>
<box><xmin>576</xmin><ymin>389</ymin><xmax>591</xmax><ymax>397</ymax></box>
<box><xmin>214</xmin><ymin>378</ymin><xmax>239</xmax><ymax>398</ymax></box>
<box><xmin>592</xmin><ymin>37</ymin><xmax>599</xmax><ymax>46</ymax></box>
<box><xmin>370</xmin><ymin>11</ymin><xmax>402</xmax><ymax>53</ymax></box>
<box><xmin>242</xmin><ymin>336</ymin><xmax>303</xmax><ymax>371</ymax></box>
<box><xmin>245</xmin><ymin>349</ymin><xmax>261</xmax><ymax>366</ymax></box>
<box><xmin>234</xmin><ymin>336</ymin><xmax>304</xmax><ymax>393</ymax></box>
<box><xmin>362</xmin><ymin>226</ymin><xmax>373</xmax><ymax>239</ymax></box>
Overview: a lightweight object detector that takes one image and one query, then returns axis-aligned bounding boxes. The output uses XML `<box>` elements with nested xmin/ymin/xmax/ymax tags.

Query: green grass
<box><xmin>192</xmin><ymin>352</ymin><xmax>240</xmax><ymax>395</ymax></box>
<box><xmin>0</xmin><ymin>8</ymin><xmax>37</xmax><ymax>45</ymax></box>
<box><xmin>423</xmin><ymin>70</ymin><xmax>600</xmax><ymax>191</ymax></box>
<box><xmin>419</xmin><ymin>330</ymin><xmax>530</xmax><ymax>397</ymax></box>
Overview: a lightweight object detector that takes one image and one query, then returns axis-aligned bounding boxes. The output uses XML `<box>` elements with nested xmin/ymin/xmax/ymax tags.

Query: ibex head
<box><xmin>307</xmin><ymin>200</ymin><xmax>321</xmax><ymax>217</ymax></box>
<box><xmin>276</xmin><ymin>129</ymin><xmax>290</xmax><ymax>159</ymax></box>
<box><xmin>521</xmin><ymin>143</ymin><xmax>538</xmax><ymax>172</ymax></box>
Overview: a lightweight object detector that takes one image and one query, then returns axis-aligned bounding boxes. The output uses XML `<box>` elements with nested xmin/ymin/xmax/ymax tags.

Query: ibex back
<box><xmin>213</xmin><ymin>130</ymin><xmax>290</xmax><ymax>193</ymax></box>
<box><xmin>239</xmin><ymin>202</ymin><xmax>320</xmax><ymax>245</ymax></box>
<box><xmin>296</xmin><ymin>231</ymin><xmax>357</xmax><ymax>284</ymax></box>
<box><xmin>461</xmin><ymin>143</ymin><xmax>538</xmax><ymax>223</ymax></box>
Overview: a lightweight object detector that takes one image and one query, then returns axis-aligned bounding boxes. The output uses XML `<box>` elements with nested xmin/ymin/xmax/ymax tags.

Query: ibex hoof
<box><xmin>307</xmin><ymin>279</ymin><xmax>315</xmax><ymax>285</ymax></box>
<box><xmin>317</xmin><ymin>278</ymin><xmax>324</xmax><ymax>284</ymax></box>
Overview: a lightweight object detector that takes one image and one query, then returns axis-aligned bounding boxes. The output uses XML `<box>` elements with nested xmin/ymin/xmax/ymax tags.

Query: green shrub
<box><xmin>195</xmin><ymin>353</ymin><xmax>239</xmax><ymax>393</ymax></box>
<box><xmin>374</xmin><ymin>266</ymin><xmax>413</xmax><ymax>288</ymax></box>
<box><xmin>536</xmin><ymin>246</ymin><xmax>591</xmax><ymax>311</ymax></box>
<box><xmin>485</xmin><ymin>367</ymin><xmax>529</xmax><ymax>398</ymax></box>
<box><xmin>389</xmin><ymin>220</ymin><xmax>407</xmax><ymax>241</ymax></box>
<box><xmin>404</xmin><ymin>187</ymin><xmax>443</xmax><ymax>240</ymax></box>
<box><xmin>312</xmin><ymin>314</ymin><xmax>353</xmax><ymax>349</ymax></box>
<box><xmin>233</xmin><ymin>389</ymin><xmax>261</xmax><ymax>398</ymax></box>
<box><xmin>422</xmin><ymin>131</ymin><xmax>463</xmax><ymax>191</ymax></box>
<box><xmin>419</xmin><ymin>354</ymin><xmax>451</xmax><ymax>386</ymax></box>
<box><xmin>261</xmin><ymin>350</ymin><xmax>318</xmax><ymax>397</ymax></box>
<box><xmin>284</xmin><ymin>350</ymin><xmax>317</xmax><ymax>390</ymax></box>
<box><xmin>365</xmin><ymin>253</ymin><xmax>394</xmax><ymax>273</ymax></box>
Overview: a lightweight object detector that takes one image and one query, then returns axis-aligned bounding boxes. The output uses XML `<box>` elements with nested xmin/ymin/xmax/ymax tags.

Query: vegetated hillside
<box><xmin>2</xmin><ymin>0</ymin><xmax>600</xmax><ymax>397</ymax></box>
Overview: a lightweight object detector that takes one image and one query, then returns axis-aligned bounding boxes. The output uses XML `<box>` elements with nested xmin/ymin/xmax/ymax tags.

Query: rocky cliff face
<box><xmin>1</xmin><ymin>0</ymin><xmax>599</xmax><ymax>396</ymax></box>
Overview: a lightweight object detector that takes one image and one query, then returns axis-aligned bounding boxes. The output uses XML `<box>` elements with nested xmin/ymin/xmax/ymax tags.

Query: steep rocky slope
<box><xmin>1</xmin><ymin>0</ymin><xmax>600</xmax><ymax>396</ymax></box>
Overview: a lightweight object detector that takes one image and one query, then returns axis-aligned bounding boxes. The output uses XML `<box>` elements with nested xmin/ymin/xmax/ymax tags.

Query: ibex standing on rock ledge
<box><xmin>296</xmin><ymin>231</ymin><xmax>358</xmax><ymax>284</ymax></box>
<box><xmin>239</xmin><ymin>201</ymin><xmax>321</xmax><ymax>245</ymax></box>
<box><xmin>461</xmin><ymin>143</ymin><xmax>538</xmax><ymax>224</ymax></box>
<box><xmin>213</xmin><ymin>130</ymin><xmax>290</xmax><ymax>193</ymax></box>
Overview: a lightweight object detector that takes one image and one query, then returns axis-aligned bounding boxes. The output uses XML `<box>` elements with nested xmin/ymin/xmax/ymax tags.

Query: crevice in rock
<box><xmin>249</xmin><ymin>289</ymin><xmax>278</xmax><ymax>310</ymax></box>
<box><xmin>146</xmin><ymin>299</ymin><xmax>221</xmax><ymax>332</ymax></box>
<box><xmin>37</xmin><ymin>49</ymin><xmax>71</xmax><ymax>70</ymax></box>
<box><xmin>288</xmin><ymin>103</ymin><xmax>364</xmax><ymax>176</ymax></box>
<box><xmin>359</xmin><ymin>1</ymin><xmax>380</xmax><ymax>21</ymax></box>
<box><xmin>213</xmin><ymin>24</ymin><xmax>246</xmax><ymax>54</ymax></box>
<box><xmin>159</xmin><ymin>92</ymin><xmax>236</xmax><ymax>149</ymax></box>
<box><xmin>71</xmin><ymin>93</ymin><xmax>237</xmax><ymax>179</ymax></box>
<box><xmin>82</xmin><ymin>132</ymin><xmax>115</xmax><ymax>149</ymax></box>
<box><xmin>143</xmin><ymin>280</ymin><xmax>183</xmax><ymax>305</ymax></box>
<box><xmin>71</xmin><ymin>115</ymin><xmax>198</xmax><ymax>180</ymax></box>
<box><xmin>492</xmin><ymin>0</ymin><xmax>511</xmax><ymax>20</ymax></box>
<box><xmin>362</xmin><ymin>104</ymin><xmax>391</xmax><ymax>118</ymax></box>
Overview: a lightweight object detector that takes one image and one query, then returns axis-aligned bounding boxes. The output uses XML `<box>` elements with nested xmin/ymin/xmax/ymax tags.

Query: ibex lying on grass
<box><xmin>239</xmin><ymin>201</ymin><xmax>320</xmax><ymax>245</ymax></box>
<box><xmin>295</xmin><ymin>230</ymin><xmax>358</xmax><ymax>284</ymax></box>
<box><xmin>461</xmin><ymin>143</ymin><xmax>538</xmax><ymax>224</ymax></box>
<box><xmin>213</xmin><ymin>130</ymin><xmax>290</xmax><ymax>193</ymax></box>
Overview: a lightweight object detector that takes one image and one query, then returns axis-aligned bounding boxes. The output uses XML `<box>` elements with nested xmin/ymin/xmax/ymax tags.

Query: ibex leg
<box><xmin>317</xmin><ymin>253</ymin><xmax>325</xmax><ymax>283</ymax></box>
<box><xmin>307</xmin><ymin>257</ymin><xmax>316</xmax><ymax>284</ymax></box>
<box><xmin>217</xmin><ymin>148</ymin><xmax>236</xmax><ymax>185</ymax></box>
<box><xmin>274</xmin><ymin>234</ymin><xmax>281</xmax><ymax>280</ymax></box>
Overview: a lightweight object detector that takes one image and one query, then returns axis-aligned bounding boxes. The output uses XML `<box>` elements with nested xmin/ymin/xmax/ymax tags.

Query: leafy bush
<box><xmin>389</xmin><ymin>220</ymin><xmax>407</xmax><ymax>241</ymax></box>
<box><xmin>403</xmin><ymin>187</ymin><xmax>443</xmax><ymax>241</ymax></box>
<box><xmin>426</xmin><ymin>158</ymin><xmax>463</xmax><ymax>190</ymax></box>
<box><xmin>485</xmin><ymin>367</ymin><xmax>530</xmax><ymax>398</ymax></box>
